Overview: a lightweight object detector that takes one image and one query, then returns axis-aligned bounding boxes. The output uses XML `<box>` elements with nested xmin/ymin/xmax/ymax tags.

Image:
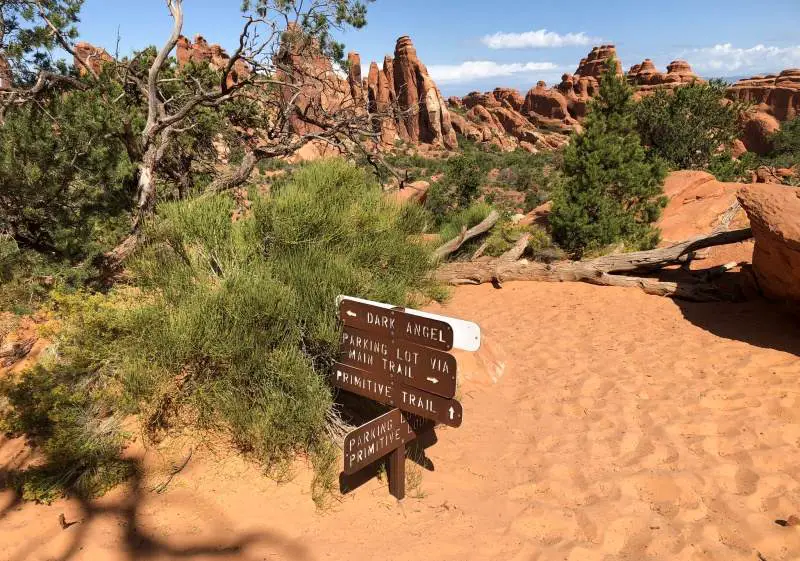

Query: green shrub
<box><xmin>707</xmin><ymin>151</ymin><xmax>758</xmax><ymax>182</ymax></box>
<box><xmin>763</xmin><ymin>117</ymin><xmax>800</xmax><ymax>175</ymax></box>
<box><xmin>424</xmin><ymin>154</ymin><xmax>486</xmax><ymax>222</ymax></box>
<box><xmin>0</xmin><ymin>159</ymin><xmax>440</xmax><ymax>503</ymax></box>
<box><xmin>772</xmin><ymin>117</ymin><xmax>800</xmax><ymax>156</ymax></box>
<box><xmin>551</xmin><ymin>58</ymin><xmax>667</xmax><ymax>257</ymax></box>
<box><xmin>0</xmin><ymin>234</ymin><xmax>19</xmax><ymax>282</ymax></box>
<box><xmin>0</xmin><ymin>362</ymin><xmax>133</xmax><ymax>503</ymax></box>
<box><xmin>635</xmin><ymin>80</ymin><xmax>743</xmax><ymax>169</ymax></box>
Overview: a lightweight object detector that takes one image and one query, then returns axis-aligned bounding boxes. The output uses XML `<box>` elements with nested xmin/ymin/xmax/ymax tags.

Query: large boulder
<box><xmin>657</xmin><ymin>170</ymin><xmax>749</xmax><ymax>243</ymax></box>
<box><xmin>737</xmin><ymin>184</ymin><xmax>800</xmax><ymax>306</ymax></box>
<box><xmin>740</xmin><ymin>110</ymin><xmax>781</xmax><ymax>155</ymax></box>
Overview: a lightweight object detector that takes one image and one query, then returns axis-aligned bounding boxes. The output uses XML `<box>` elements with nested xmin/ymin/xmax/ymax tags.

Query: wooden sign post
<box><xmin>332</xmin><ymin>296</ymin><xmax>480</xmax><ymax>500</ymax></box>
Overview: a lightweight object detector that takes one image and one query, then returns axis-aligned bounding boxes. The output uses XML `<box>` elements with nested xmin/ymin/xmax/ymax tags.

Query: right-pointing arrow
<box><xmin>346</xmin><ymin>310</ymin><xmax>357</xmax><ymax>317</ymax></box>
<box><xmin>426</xmin><ymin>376</ymin><xmax>439</xmax><ymax>384</ymax></box>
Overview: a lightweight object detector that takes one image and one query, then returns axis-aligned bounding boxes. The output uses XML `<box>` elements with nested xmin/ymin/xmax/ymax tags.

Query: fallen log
<box><xmin>581</xmin><ymin>228</ymin><xmax>753</xmax><ymax>274</ymax></box>
<box><xmin>435</xmin><ymin>227</ymin><xmax>755</xmax><ymax>302</ymax></box>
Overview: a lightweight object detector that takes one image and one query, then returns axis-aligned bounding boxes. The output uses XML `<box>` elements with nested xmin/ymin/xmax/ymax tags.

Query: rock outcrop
<box><xmin>737</xmin><ymin>183</ymin><xmax>800</xmax><ymax>306</ymax></box>
<box><xmin>726</xmin><ymin>70</ymin><xmax>800</xmax><ymax>155</ymax></box>
<box><xmin>657</xmin><ymin>170</ymin><xmax>749</xmax><ymax>243</ymax></box>
<box><xmin>627</xmin><ymin>58</ymin><xmax>701</xmax><ymax>97</ymax></box>
<box><xmin>176</xmin><ymin>35</ymin><xmax>251</xmax><ymax>86</ymax></box>
<box><xmin>0</xmin><ymin>56</ymin><xmax>12</xmax><ymax>89</ymax></box>
<box><xmin>740</xmin><ymin>111</ymin><xmax>781</xmax><ymax>155</ymax></box>
<box><xmin>74</xmin><ymin>42</ymin><xmax>114</xmax><ymax>76</ymax></box>
<box><xmin>727</xmin><ymin>69</ymin><xmax>800</xmax><ymax>122</ymax></box>
<box><xmin>391</xmin><ymin>36</ymin><xmax>458</xmax><ymax>150</ymax></box>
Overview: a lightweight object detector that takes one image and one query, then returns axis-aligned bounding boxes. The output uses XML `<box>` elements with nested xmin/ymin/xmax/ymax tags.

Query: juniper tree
<box><xmin>634</xmin><ymin>79</ymin><xmax>743</xmax><ymax>169</ymax></box>
<box><xmin>551</xmin><ymin>58</ymin><xmax>667</xmax><ymax>257</ymax></box>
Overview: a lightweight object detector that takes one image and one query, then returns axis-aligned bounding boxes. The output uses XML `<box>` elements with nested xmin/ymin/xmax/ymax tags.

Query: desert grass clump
<box><xmin>126</xmin><ymin>159</ymin><xmax>439</xmax><ymax>467</ymax></box>
<box><xmin>0</xmin><ymin>159</ymin><xmax>440</xmax><ymax>503</ymax></box>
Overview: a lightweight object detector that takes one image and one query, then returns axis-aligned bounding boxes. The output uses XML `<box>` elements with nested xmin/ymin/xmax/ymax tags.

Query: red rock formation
<box><xmin>346</xmin><ymin>52</ymin><xmax>364</xmax><ymax>104</ymax></box>
<box><xmin>522</xmin><ymin>81</ymin><xmax>569</xmax><ymax>120</ymax></box>
<box><xmin>74</xmin><ymin>42</ymin><xmax>113</xmax><ymax>76</ymax></box>
<box><xmin>738</xmin><ymin>183</ymin><xmax>800</xmax><ymax>306</ymax></box>
<box><xmin>727</xmin><ymin>69</ymin><xmax>800</xmax><ymax>122</ymax></box>
<box><xmin>492</xmin><ymin>88</ymin><xmax>524</xmax><ymax>112</ymax></box>
<box><xmin>176</xmin><ymin>35</ymin><xmax>250</xmax><ymax>86</ymax></box>
<box><xmin>575</xmin><ymin>45</ymin><xmax>623</xmax><ymax>79</ymax></box>
<box><xmin>390</xmin><ymin>36</ymin><xmax>457</xmax><ymax>149</ymax></box>
<box><xmin>740</xmin><ymin>111</ymin><xmax>781</xmax><ymax>155</ymax></box>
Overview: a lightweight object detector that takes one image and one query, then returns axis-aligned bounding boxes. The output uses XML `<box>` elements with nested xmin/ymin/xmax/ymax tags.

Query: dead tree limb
<box><xmin>580</xmin><ymin>228</ymin><xmax>753</xmax><ymax>274</ymax></box>
<box><xmin>499</xmin><ymin>233</ymin><xmax>530</xmax><ymax>262</ymax></box>
<box><xmin>435</xmin><ymin>228</ymin><xmax>755</xmax><ymax>302</ymax></box>
<box><xmin>433</xmin><ymin>210</ymin><xmax>500</xmax><ymax>260</ymax></box>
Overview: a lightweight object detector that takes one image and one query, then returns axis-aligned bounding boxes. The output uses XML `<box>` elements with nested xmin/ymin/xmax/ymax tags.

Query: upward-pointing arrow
<box><xmin>448</xmin><ymin>406</ymin><xmax>454</xmax><ymax>420</ymax></box>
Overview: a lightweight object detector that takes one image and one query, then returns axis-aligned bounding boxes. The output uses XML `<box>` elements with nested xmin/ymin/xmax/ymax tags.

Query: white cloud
<box><xmin>427</xmin><ymin>61</ymin><xmax>559</xmax><ymax>84</ymax></box>
<box><xmin>481</xmin><ymin>29</ymin><xmax>599</xmax><ymax>49</ymax></box>
<box><xmin>685</xmin><ymin>43</ymin><xmax>800</xmax><ymax>73</ymax></box>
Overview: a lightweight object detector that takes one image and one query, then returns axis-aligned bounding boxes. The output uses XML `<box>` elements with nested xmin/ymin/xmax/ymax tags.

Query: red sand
<box><xmin>2</xmin><ymin>283</ymin><xmax>800</xmax><ymax>561</ymax></box>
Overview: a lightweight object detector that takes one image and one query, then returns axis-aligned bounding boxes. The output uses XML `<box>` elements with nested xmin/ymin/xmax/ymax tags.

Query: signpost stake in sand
<box><xmin>333</xmin><ymin>296</ymin><xmax>480</xmax><ymax>500</ymax></box>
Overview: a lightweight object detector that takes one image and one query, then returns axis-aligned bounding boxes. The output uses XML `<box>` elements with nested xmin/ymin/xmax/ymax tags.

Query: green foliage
<box><xmin>707</xmin><ymin>151</ymin><xmax>758</xmax><ymax>182</ymax></box>
<box><xmin>527</xmin><ymin>226</ymin><xmax>567</xmax><ymax>263</ymax></box>
<box><xmin>0</xmin><ymin>160</ymin><xmax>439</xmax><ymax>502</ymax></box>
<box><xmin>762</xmin><ymin>117</ymin><xmax>800</xmax><ymax>177</ymax></box>
<box><xmin>0</xmin><ymin>234</ymin><xmax>20</xmax><ymax>281</ymax></box>
<box><xmin>0</xmin><ymin>297</ymin><xmax>133</xmax><ymax>502</ymax></box>
<box><xmin>772</xmin><ymin>117</ymin><xmax>800</xmax><ymax>156</ymax></box>
<box><xmin>0</xmin><ymin>74</ymin><xmax>136</xmax><ymax>261</ymax></box>
<box><xmin>551</xmin><ymin>58</ymin><xmax>667</xmax><ymax>257</ymax></box>
<box><xmin>436</xmin><ymin>201</ymin><xmax>493</xmax><ymax>249</ymax></box>
<box><xmin>0</xmin><ymin>0</ymin><xmax>84</xmax><ymax>83</ymax></box>
<box><xmin>635</xmin><ymin>80</ymin><xmax>743</xmax><ymax>170</ymax></box>
<box><xmin>247</xmin><ymin>0</ymin><xmax>372</xmax><ymax>65</ymax></box>
<box><xmin>424</xmin><ymin>154</ymin><xmax>486</xmax><ymax>222</ymax></box>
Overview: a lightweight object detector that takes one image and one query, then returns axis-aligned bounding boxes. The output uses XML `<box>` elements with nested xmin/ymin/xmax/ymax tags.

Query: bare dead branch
<box><xmin>433</xmin><ymin>211</ymin><xmax>501</xmax><ymax>260</ymax></box>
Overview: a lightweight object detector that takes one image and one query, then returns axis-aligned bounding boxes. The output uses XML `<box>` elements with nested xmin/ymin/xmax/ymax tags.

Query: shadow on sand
<box><xmin>675</xmin><ymin>296</ymin><xmax>800</xmax><ymax>356</ymax></box>
<box><xmin>0</xmin><ymin>459</ymin><xmax>316</xmax><ymax>561</ymax></box>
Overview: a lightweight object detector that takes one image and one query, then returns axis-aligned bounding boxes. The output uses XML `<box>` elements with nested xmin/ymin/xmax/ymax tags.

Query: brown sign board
<box><xmin>395</xmin><ymin>385</ymin><xmax>463</xmax><ymax>428</ymax></box>
<box><xmin>343</xmin><ymin>408</ymin><xmax>434</xmax><ymax>474</ymax></box>
<box><xmin>331</xmin><ymin>362</ymin><xmax>393</xmax><ymax>406</ymax></box>
<box><xmin>339</xmin><ymin>326</ymin><xmax>457</xmax><ymax>398</ymax></box>
<box><xmin>339</xmin><ymin>299</ymin><xmax>454</xmax><ymax>351</ymax></box>
<box><xmin>332</xmin><ymin>362</ymin><xmax>463</xmax><ymax>428</ymax></box>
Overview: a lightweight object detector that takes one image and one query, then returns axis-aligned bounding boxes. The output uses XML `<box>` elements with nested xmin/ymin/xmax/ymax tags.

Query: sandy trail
<box><xmin>2</xmin><ymin>283</ymin><xmax>800</xmax><ymax>561</ymax></box>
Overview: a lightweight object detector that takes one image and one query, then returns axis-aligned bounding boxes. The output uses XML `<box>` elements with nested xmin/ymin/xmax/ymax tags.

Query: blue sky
<box><xmin>76</xmin><ymin>0</ymin><xmax>800</xmax><ymax>96</ymax></box>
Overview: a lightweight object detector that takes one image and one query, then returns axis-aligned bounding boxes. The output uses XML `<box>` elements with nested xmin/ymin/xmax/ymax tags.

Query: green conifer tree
<box><xmin>551</xmin><ymin>58</ymin><xmax>667</xmax><ymax>257</ymax></box>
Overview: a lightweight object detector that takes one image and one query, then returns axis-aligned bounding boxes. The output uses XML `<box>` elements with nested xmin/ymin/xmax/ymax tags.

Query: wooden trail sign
<box><xmin>336</xmin><ymin>295</ymin><xmax>481</xmax><ymax>352</ymax></box>
<box><xmin>343</xmin><ymin>408</ymin><xmax>433</xmax><ymax>475</ymax></box>
<box><xmin>333</xmin><ymin>296</ymin><xmax>480</xmax><ymax>500</ymax></box>
<box><xmin>339</xmin><ymin>298</ymin><xmax>454</xmax><ymax>351</ymax></box>
<box><xmin>339</xmin><ymin>325</ymin><xmax>457</xmax><ymax>398</ymax></box>
<box><xmin>332</xmin><ymin>362</ymin><xmax>462</xmax><ymax>428</ymax></box>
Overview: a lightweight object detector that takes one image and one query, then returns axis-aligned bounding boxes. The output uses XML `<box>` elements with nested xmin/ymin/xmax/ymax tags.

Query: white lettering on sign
<box><xmin>335</xmin><ymin>368</ymin><xmax>392</xmax><ymax>401</ymax></box>
<box><xmin>430</xmin><ymin>356</ymin><xmax>450</xmax><ymax>374</ymax></box>
<box><xmin>400</xmin><ymin>389</ymin><xmax>437</xmax><ymax>414</ymax></box>
<box><xmin>347</xmin><ymin>419</ymin><xmax>402</xmax><ymax>467</ymax></box>
<box><xmin>342</xmin><ymin>331</ymin><xmax>389</xmax><ymax>356</ymax></box>
<box><xmin>366</xmin><ymin>311</ymin><xmax>395</xmax><ymax>330</ymax></box>
<box><xmin>405</xmin><ymin>321</ymin><xmax>446</xmax><ymax>344</ymax></box>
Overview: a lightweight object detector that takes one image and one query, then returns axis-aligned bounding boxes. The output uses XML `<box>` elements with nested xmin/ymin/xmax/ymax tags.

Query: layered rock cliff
<box><xmin>726</xmin><ymin>70</ymin><xmax>800</xmax><ymax>154</ymax></box>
